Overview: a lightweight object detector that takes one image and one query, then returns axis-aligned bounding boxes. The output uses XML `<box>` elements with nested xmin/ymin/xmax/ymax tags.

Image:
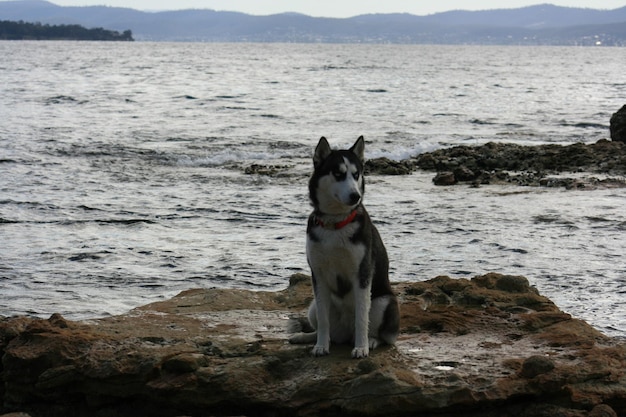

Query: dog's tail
<box><xmin>287</xmin><ymin>315</ymin><xmax>315</xmax><ymax>334</ymax></box>
<box><xmin>287</xmin><ymin>315</ymin><xmax>317</xmax><ymax>345</ymax></box>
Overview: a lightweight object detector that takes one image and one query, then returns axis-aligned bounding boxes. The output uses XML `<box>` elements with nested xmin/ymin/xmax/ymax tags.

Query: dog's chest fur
<box><xmin>307</xmin><ymin>222</ymin><xmax>365</xmax><ymax>272</ymax></box>
<box><xmin>307</xmin><ymin>220</ymin><xmax>366</xmax><ymax>297</ymax></box>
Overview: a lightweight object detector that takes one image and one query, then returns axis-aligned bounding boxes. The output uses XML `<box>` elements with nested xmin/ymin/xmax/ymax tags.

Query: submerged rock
<box><xmin>244</xmin><ymin>163</ymin><xmax>293</xmax><ymax>176</ymax></box>
<box><xmin>1</xmin><ymin>273</ymin><xmax>624</xmax><ymax>417</ymax></box>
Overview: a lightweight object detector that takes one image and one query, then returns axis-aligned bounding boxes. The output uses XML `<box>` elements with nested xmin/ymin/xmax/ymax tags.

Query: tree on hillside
<box><xmin>0</xmin><ymin>20</ymin><xmax>134</xmax><ymax>41</ymax></box>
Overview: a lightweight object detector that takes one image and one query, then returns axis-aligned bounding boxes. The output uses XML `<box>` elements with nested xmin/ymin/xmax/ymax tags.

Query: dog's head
<box><xmin>309</xmin><ymin>136</ymin><xmax>365</xmax><ymax>214</ymax></box>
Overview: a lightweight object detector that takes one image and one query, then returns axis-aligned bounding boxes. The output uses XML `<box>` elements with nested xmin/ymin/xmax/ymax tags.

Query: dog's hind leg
<box><xmin>369</xmin><ymin>294</ymin><xmax>400</xmax><ymax>348</ymax></box>
<box><xmin>311</xmin><ymin>282</ymin><xmax>332</xmax><ymax>356</ymax></box>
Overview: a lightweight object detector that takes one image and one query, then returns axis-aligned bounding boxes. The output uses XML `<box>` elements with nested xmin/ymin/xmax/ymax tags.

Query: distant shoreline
<box><xmin>2</xmin><ymin>2</ymin><xmax>626</xmax><ymax>44</ymax></box>
<box><xmin>0</xmin><ymin>20</ymin><xmax>133</xmax><ymax>41</ymax></box>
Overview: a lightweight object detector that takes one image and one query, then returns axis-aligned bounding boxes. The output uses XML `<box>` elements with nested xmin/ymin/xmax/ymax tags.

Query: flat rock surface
<box><xmin>1</xmin><ymin>273</ymin><xmax>625</xmax><ymax>417</ymax></box>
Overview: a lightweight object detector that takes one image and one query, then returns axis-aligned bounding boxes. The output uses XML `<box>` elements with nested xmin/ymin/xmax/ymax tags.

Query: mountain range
<box><xmin>1</xmin><ymin>0</ymin><xmax>626</xmax><ymax>44</ymax></box>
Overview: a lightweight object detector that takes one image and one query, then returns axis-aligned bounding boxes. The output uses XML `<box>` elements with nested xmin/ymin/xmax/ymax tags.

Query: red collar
<box><xmin>314</xmin><ymin>210</ymin><xmax>358</xmax><ymax>230</ymax></box>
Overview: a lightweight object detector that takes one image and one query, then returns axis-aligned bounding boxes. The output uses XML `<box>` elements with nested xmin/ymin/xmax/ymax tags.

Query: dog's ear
<box><xmin>314</xmin><ymin>136</ymin><xmax>332</xmax><ymax>167</ymax></box>
<box><xmin>350</xmin><ymin>136</ymin><xmax>365</xmax><ymax>164</ymax></box>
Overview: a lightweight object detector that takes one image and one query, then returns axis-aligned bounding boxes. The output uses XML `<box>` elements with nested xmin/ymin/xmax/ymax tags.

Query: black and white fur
<box><xmin>289</xmin><ymin>136</ymin><xmax>400</xmax><ymax>358</ymax></box>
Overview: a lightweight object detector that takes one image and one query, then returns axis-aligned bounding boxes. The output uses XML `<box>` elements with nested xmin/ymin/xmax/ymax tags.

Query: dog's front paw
<box><xmin>312</xmin><ymin>345</ymin><xmax>330</xmax><ymax>357</ymax></box>
<box><xmin>351</xmin><ymin>346</ymin><xmax>369</xmax><ymax>359</ymax></box>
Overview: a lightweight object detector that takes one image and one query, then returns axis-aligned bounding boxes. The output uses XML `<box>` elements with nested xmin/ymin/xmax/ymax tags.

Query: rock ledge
<box><xmin>1</xmin><ymin>273</ymin><xmax>624</xmax><ymax>417</ymax></box>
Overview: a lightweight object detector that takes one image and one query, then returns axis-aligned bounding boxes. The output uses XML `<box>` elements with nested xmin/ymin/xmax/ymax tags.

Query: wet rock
<box><xmin>47</xmin><ymin>313</ymin><xmax>68</xmax><ymax>329</ymax></box>
<box><xmin>453</xmin><ymin>165</ymin><xmax>476</xmax><ymax>181</ymax></box>
<box><xmin>610</xmin><ymin>104</ymin><xmax>626</xmax><ymax>143</ymax></box>
<box><xmin>244</xmin><ymin>163</ymin><xmax>293</xmax><ymax>176</ymax></box>
<box><xmin>365</xmin><ymin>157</ymin><xmax>414</xmax><ymax>175</ymax></box>
<box><xmin>0</xmin><ymin>273</ymin><xmax>624</xmax><ymax>417</ymax></box>
<box><xmin>433</xmin><ymin>171</ymin><xmax>457</xmax><ymax>185</ymax></box>
<box><xmin>473</xmin><ymin>273</ymin><xmax>533</xmax><ymax>293</ymax></box>
<box><xmin>414</xmin><ymin>152</ymin><xmax>436</xmax><ymax>170</ymax></box>
<box><xmin>413</xmin><ymin>140</ymin><xmax>626</xmax><ymax>188</ymax></box>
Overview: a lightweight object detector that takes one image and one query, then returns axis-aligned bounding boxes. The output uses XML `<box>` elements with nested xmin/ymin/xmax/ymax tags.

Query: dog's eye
<box><xmin>332</xmin><ymin>170</ymin><xmax>345</xmax><ymax>179</ymax></box>
<box><xmin>352</xmin><ymin>172</ymin><xmax>360</xmax><ymax>180</ymax></box>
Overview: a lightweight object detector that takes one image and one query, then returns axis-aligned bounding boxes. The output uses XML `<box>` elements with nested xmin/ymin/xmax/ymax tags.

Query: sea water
<box><xmin>0</xmin><ymin>42</ymin><xmax>624</xmax><ymax>338</ymax></box>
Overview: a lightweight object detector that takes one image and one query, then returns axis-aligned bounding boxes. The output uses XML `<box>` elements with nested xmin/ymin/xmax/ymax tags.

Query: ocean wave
<box><xmin>367</xmin><ymin>141</ymin><xmax>441</xmax><ymax>161</ymax></box>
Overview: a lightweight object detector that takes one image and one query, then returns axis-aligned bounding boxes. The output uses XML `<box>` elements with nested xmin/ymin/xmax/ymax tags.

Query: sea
<box><xmin>1</xmin><ymin>41</ymin><xmax>624</xmax><ymax>339</ymax></box>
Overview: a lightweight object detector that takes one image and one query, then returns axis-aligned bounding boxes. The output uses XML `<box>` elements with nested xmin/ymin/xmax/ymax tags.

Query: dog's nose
<box><xmin>348</xmin><ymin>192</ymin><xmax>361</xmax><ymax>205</ymax></box>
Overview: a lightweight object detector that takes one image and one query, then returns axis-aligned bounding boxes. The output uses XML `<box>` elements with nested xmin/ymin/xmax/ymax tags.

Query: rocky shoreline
<box><xmin>243</xmin><ymin>139</ymin><xmax>626</xmax><ymax>189</ymax></box>
<box><xmin>3</xmin><ymin>110</ymin><xmax>626</xmax><ymax>416</ymax></box>
<box><xmin>364</xmin><ymin>139</ymin><xmax>626</xmax><ymax>188</ymax></box>
<box><xmin>1</xmin><ymin>273</ymin><xmax>624</xmax><ymax>417</ymax></box>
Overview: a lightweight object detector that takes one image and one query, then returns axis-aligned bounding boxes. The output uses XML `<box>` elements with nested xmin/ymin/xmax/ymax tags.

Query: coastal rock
<box><xmin>414</xmin><ymin>140</ymin><xmax>626</xmax><ymax>188</ymax></box>
<box><xmin>453</xmin><ymin>165</ymin><xmax>477</xmax><ymax>182</ymax></box>
<box><xmin>520</xmin><ymin>355</ymin><xmax>556</xmax><ymax>378</ymax></box>
<box><xmin>433</xmin><ymin>171</ymin><xmax>457</xmax><ymax>185</ymax></box>
<box><xmin>589</xmin><ymin>404</ymin><xmax>618</xmax><ymax>417</ymax></box>
<box><xmin>365</xmin><ymin>157</ymin><xmax>415</xmax><ymax>175</ymax></box>
<box><xmin>1</xmin><ymin>273</ymin><xmax>625</xmax><ymax>417</ymax></box>
<box><xmin>244</xmin><ymin>163</ymin><xmax>293</xmax><ymax>176</ymax></box>
<box><xmin>610</xmin><ymin>104</ymin><xmax>626</xmax><ymax>143</ymax></box>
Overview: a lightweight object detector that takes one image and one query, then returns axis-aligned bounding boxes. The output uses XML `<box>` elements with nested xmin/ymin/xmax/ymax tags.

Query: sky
<box><xmin>14</xmin><ymin>1</ymin><xmax>626</xmax><ymax>17</ymax></box>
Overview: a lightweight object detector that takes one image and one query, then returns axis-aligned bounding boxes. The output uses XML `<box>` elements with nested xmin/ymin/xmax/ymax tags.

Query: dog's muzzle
<box><xmin>348</xmin><ymin>192</ymin><xmax>361</xmax><ymax>206</ymax></box>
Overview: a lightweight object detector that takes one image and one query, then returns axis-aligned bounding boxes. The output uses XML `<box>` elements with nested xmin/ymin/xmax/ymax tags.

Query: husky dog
<box><xmin>289</xmin><ymin>136</ymin><xmax>400</xmax><ymax>358</ymax></box>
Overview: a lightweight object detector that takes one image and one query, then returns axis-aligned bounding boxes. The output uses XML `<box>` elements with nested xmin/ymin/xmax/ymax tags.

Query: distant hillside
<box><xmin>0</xmin><ymin>20</ymin><xmax>133</xmax><ymax>40</ymax></box>
<box><xmin>426</xmin><ymin>4</ymin><xmax>626</xmax><ymax>28</ymax></box>
<box><xmin>0</xmin><ymin>0</ymin><xmax>625</xmax><ymax>44</ymax></box>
